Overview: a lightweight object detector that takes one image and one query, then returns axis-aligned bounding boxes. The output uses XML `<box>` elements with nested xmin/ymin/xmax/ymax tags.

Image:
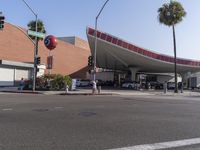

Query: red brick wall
<box><xmin>0</xmin><ymin>23</ymin><xmax>90</xmax><ymax>78</ymax></box>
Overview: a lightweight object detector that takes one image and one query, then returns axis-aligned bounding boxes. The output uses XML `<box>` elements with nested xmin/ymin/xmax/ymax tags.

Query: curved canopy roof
<box><xmin>87</xmin><ymin>27</ymin><xmax>200</xmax><ymax>74</ymax></box>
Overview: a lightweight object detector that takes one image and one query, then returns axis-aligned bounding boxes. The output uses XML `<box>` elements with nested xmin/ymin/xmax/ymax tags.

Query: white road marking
<box><xmin>54</xmin><ymin>107</ymin><xmax>64</xmax><ymax>109</ymax></box>
<box><xmin>108</xmin><ymin>137</ymin><xmax>200</xmax><ymax>150</ymax></box>
<box><xmin>2</xmin><ymin>108</ymin><xmax>13</xmax><ymax>111</ymax></box>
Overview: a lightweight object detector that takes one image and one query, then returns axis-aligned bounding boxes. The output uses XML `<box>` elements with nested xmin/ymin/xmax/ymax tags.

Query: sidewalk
<box><xmin>0</xmin><ymin>87</ymin><xmax>40</xmax><ymax>94</ymax></box>
<box><xmin>0</xmin><ymin>87</ymin><xmax>200</xmax><ymax>97</ymax></box>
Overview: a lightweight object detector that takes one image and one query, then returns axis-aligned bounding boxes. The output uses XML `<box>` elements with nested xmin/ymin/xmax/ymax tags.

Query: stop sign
<box><xmin>44</xmin><ymin>35</ymin><xmax>57</xmax><ymax>50</ymax></box>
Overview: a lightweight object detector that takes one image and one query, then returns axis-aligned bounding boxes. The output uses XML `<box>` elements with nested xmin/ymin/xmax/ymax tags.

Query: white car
<box><xmin>76</xmin><ymin>79</ymin><xmax>91</xmax><ymax>87</ymax></box>
<box><xmin>122</xmin><ymin>82</ymin><xmax>136</xmax><ymax>89</ymax></box>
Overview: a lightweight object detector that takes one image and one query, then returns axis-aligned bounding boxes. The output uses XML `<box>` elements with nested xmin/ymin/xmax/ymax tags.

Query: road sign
<box><xmin>47</xmin><ymin>56</ymin><xmax>53</xmax><ymax>69</ymax></box>
<box><xmin>27</xmin><ymin>30</ymin><xmax>45</xmax><ymax>39</ymax></box>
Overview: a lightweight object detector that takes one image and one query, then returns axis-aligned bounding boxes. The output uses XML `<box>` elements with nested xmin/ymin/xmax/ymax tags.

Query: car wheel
<box><xmin>128</xmin><ymin>85</ymin><xmax>132</xmax><ymax>89</ymax></box>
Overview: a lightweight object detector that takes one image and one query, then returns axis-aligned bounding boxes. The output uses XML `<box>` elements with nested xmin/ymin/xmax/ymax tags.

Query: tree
<box><xmin>158</xmin><ymin>0</ymin><xmax>186</xmax><ymax>93</ymax></box>
<box><xmin>27</xmin><ymin>19</ymin><xmax>46</xmax><ymax>54</ymax></box>
<box><xmin>27</xmin><ymin>19</ymin><xmax>46</xmax><ymax>40</ymax></box>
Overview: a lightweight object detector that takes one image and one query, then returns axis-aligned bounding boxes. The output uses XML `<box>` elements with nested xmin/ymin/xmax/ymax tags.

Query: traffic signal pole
<box><xmin>22</xmin><ymin>0</ymin><xmax>38</xmax><ymax>91</ymax></box>
<box><xmin>33</xmin><ymin>14</ymin><xmax>38</xmax><ymax>91</ymax></box>
<box><xmin>93</xmin><ymin>0</ymin><xmax>110</xmax><ymax>93</ymax></box>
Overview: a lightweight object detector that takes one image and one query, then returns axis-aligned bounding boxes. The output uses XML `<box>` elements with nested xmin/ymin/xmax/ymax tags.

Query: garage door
<box><xmin>15</xmin><ymin>69</ymin><xmax>30</xmax><ymax>81</ymax></box>
<box><xmin>0</xmin><ymin>68</ymin><xmax>14</xmax><ymax>86</ymax></box>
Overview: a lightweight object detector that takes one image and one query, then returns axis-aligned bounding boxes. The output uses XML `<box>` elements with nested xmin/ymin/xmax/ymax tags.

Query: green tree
<box><xmin>27</xmin><ymin>19</ymin><xmax>46</xmax><ymax>55</ymax></box>
<box><xmin>27</xmin><ymin>19</ymin><xmax>46</xmax><ymax>40</ymax></box>
<box><xmin>158</xmin><ymin>0</ymin><xmax>186</xmax><ymax>93</ymax></box>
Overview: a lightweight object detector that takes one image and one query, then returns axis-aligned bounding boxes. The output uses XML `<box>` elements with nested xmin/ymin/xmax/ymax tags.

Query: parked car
<box><xmin>122</xmin><ymin>82</ymin><xmax>139</xmax><ymax>89</ymax></box>
<box><xmin>167</xmin><ymin>82</ymin><xmax>175</xmax><ymax>89</ymax></box>
<box><xmin>76</xmin><ymin>79</ymin><xmax>91</xmax><ymax>87</ymax></box>
<box><xmin>167</xmin><ymin>82</ymin><xmax>182</xmax><ymax>89</ymax></box>
<box><xmin>148</xmin><ymin>81</ymin><xmax>163</xmax><ymax>89</ymax></box>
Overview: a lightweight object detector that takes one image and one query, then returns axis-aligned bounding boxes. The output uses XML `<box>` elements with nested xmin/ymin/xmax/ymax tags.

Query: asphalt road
<box><xmin>0</xmin><ymin>94</ymin><xmax>200</xmax><ymax>150</ymax></box>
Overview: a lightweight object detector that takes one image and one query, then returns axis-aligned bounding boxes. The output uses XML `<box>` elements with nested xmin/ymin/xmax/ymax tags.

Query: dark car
<box><xmin>148</xmin><ymin>81</ymin><xmax>163</xmax><ymax>89</ymax></box>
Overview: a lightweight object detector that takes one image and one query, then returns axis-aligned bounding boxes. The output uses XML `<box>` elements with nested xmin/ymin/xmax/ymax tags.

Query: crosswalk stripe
<box><xmin>2</xmin><ymin>108</ymin><xmax>13</xmax><ymax>111</ymax></box>
<box><xmin>108</xmin><ymin>137</ymin><xmax>200</xmax><ymax>150</ymax></box>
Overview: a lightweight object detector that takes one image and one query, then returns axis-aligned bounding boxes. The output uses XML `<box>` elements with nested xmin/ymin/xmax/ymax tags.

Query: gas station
<box><xmin>87</xmin><ymin>27</ymin><xmax>200</xmax><ymax>87</ymax></box>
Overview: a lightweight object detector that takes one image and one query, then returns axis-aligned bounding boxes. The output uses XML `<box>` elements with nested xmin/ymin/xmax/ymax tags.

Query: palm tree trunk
<box><xmin>172</xmin><ymin>24</ymin><xmax>178</xmax><ymax>93</ymax></box>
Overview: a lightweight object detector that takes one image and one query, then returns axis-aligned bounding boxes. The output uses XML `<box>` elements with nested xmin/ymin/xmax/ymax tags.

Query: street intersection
<box><xmin>0</xmin><ymin>93</ymin><xmax>200</xmax><ymax>150</ymax></box>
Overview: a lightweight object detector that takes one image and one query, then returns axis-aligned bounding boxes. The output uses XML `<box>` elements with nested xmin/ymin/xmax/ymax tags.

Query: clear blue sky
<box><xmin>1</xmin><ymin>0</ymin><xmax>200</xmax><ymax>60</ymax></box>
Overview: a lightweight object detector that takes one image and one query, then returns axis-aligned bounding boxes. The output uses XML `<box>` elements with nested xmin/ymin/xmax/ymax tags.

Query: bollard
<box><xmin>164</xmin><ymin>82</ymin><xmax>167</xmax><ymax>94</ymax></box>
<box><xmin>164</xmin><ymin>87</ymin><xmax>167</xmax><ymax>94</ymax></box>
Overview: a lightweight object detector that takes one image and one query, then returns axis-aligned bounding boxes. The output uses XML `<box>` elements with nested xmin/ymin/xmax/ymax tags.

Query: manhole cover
<box><xmin>78</xmin><ymin>112</ymin><xmax>97</xmax><ymax>117</ymax></box>
<box><xmin>33</xmin><ymin>108</ymin><xmax>49</xmax><ymax>112</ymax></box>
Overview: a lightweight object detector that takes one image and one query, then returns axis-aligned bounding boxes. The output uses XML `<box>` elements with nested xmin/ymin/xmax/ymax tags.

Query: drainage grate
<box><xmin>78</xmin><ymin>112</ymin><xmax>97</xmax><ymax>117</ymax></box>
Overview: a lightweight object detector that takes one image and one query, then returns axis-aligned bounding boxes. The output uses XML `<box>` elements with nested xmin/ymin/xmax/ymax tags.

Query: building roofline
<box><xmin>0</xmin><ymin>60</ymin><xmax>34</xmax><ymax>68</ymax></box>
<box><xmin>87</xmin><ymin>26</ymin><xmax>200</xmax><ymax>67</ymax></box>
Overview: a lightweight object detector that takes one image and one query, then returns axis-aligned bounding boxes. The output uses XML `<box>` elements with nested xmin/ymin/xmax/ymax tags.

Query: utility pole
<box><xmin>21</xmin><ymin>0</ymin><xmax>38</xmax><ymax>91</ymax></box>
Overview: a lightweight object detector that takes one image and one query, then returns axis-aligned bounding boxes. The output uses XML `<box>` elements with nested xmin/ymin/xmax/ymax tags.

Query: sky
<box><xmin>1</xmin><ymin>0</ymin><xmax>200</xmax><ymax>60</ymax></box>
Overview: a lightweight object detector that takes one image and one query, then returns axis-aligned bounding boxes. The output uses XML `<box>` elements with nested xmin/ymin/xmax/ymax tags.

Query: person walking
<box><xmin>19</xmin><ymin>78</ymin><xmax>25</xmax><ymax>91</ymax></box>
<box><xmin>180</xmin><ymin>82</ymin><xmax>183</xmax><ymax>93</ymax></box>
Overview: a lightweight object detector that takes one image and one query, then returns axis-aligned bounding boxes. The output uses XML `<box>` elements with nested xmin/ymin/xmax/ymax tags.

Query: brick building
<box><xmin>0</xmin><ymin>22</ymin><xmax>90</xmax><ymax>86</ymax></box>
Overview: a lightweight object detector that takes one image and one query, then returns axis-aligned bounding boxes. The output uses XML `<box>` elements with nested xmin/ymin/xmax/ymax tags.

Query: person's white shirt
<box><xmin>92</xmin><ymin>81</ymin><xmax>97</xmax><ymax>89</ymax></box>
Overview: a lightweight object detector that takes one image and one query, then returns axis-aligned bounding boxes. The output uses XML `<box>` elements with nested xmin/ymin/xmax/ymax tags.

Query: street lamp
<box><xmin>21</xmin><ymin>0</ymin><xmax>38</xmax><ymax>91</ymax></box>
<box><xmin>93</xmin><ymin>0</ymin><xmax>110</xmax><ymax>92</ymax></box>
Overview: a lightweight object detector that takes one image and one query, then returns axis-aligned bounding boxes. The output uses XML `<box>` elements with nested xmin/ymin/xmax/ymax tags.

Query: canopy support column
<box><xmin>129</xmin><ymin>67</ymin><xmax>139</xmax><ymax>82</ymax></box>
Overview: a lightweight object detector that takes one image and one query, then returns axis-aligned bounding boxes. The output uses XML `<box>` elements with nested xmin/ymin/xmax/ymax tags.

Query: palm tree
<box><xmin>27</xmin><ymin>19</ymin><xmax>46</xmax><ymax>40</ymax></box>
<box><xmin>27</xmin><ymin>19</ymin><xmax>46</xmax><ymax>55</ymax></box>
<box><xmin>158</xmin><ymin>0</ymin><xmax>186</xmax><ymax>93</ymax></box>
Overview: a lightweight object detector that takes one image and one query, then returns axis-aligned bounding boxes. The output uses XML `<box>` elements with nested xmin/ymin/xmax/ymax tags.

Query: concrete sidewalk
<box><xmin>0</xmin><ymin>87</ymin><xmax>200</xmax><ymax>97</ymax></box>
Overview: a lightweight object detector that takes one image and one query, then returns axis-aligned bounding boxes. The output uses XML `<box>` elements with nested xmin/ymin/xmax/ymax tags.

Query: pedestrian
<box><xmin>92</xmin><ymin>80</ymin><xmax>97</xmax><ymax>94</ymax></box>
<box><xmin>180</xmin><ymin>82</ymin><xmax>183</xmax><ymax>93</ymax></box>
<box><xmin>148</xmin><ymin>82</ymin><xmax>151</xmax><ymax>90</ymax></box>
<box><xmin>19</xmin><ymin>78</ymin><xmax>25</xmax><ymax>91</ymax></box>
<box><xmin>65</xmin><ymin>84</ymin><xmax>69</xmax><ymax>93</ymax></box>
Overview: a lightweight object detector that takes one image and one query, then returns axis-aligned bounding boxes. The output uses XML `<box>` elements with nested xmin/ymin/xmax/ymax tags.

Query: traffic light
<box><xmin>36</xmin><ymin>56</ymin><xmax>41</xmax><ymax>65</ymax></box>
<box><xmin>88</xmin><ymin>56</ymin><xmax>93</xmax><ymax>66</ymax></box>
<box><xmin>0</xmin><ymin>15</ymin><xmax>5</xmax><ymax>30</ymax></box>
<box><xmin>36</xmin><ymin>67</ymin><xmax>40</xmax><ymax>72</ymax></box>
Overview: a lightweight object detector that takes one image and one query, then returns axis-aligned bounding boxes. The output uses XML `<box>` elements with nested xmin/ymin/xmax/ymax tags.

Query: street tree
<box><xmin>158</xmin><ymin>0</ymin><xmax>186</xmax><ymax>93</ymax></box>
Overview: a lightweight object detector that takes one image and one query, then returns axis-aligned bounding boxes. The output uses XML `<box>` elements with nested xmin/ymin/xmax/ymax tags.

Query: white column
<box><xmin>129</xmin><ymin>67</ymin><xmax>139</xmax><ymax>81</ymax></box>
<box><xmin>180</xmin><ymin>72</ymin><xmax>191</xmax><ymax>88</ymax></box>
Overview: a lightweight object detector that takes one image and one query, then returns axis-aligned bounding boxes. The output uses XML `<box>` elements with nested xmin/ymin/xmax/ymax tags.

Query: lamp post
<box><xmin>93</xmin><ymin>0</ymin><xmax>110</xmax><ymax>92</ymax></box>
<box><xmin>21</xmin><ymin>0</ymin><xmax>38</xmax><ymax>91</ymax></box>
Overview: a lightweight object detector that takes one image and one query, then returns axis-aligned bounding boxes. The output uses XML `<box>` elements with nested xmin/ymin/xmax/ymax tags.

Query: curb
<box><xmin>0</xmin><ymin>90</ymin><xmax>41</xmax><ymax>94</ymax></box>
<box><xmin>59</xmin><ymin>93</ymin><xmax>117</xmax><ymax>96</ymax></box>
